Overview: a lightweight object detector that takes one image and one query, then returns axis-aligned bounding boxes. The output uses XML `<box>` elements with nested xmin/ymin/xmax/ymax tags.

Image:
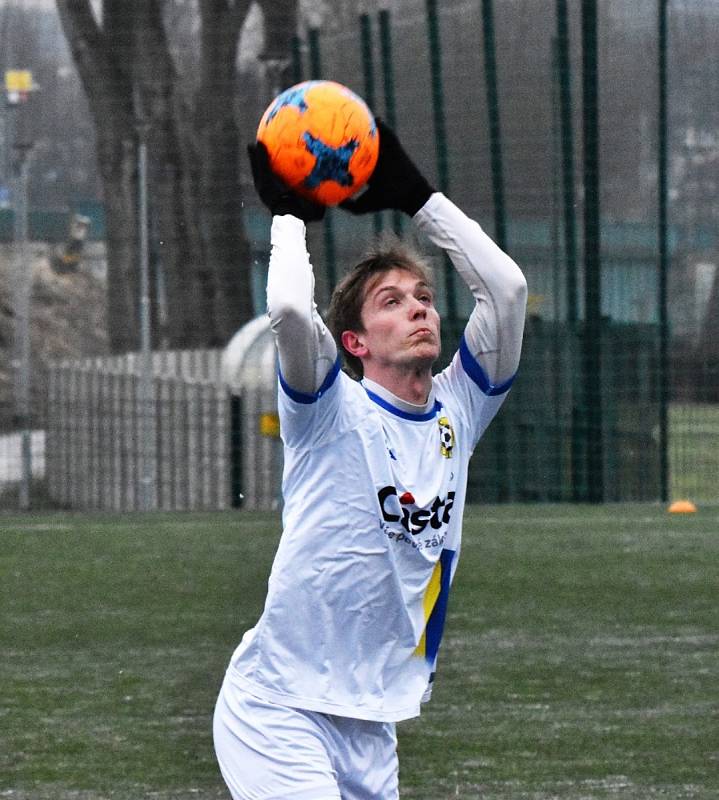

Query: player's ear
<box><xmin>341</xmin><ymin>330</ymin><xmax>368</xmax><ymax>359</ymax></box>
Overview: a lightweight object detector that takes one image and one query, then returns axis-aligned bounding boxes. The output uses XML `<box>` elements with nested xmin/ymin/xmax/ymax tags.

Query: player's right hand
<box><xmin>247</xmin><ymin>142</ymin><xmax>325</xmax><ymax>223</ymax></box>
<box><xmin>340</xmin><ymin>119</ymin><xmax>435</xmax><ymax>217</ymax></box>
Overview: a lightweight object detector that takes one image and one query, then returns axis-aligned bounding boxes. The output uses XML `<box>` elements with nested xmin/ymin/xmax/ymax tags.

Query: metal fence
<box><xmin>0</xmin><ymin>0</ymin><xmax>717</xmax><ymax>509</ymax></box>
<box><xmin>38</xmin><ymin>319</ymin><xmax>284</xmax><ymax>512</ymax></box>
<box><xmin>45</xmin><ymin>350</ymin><xmax>230</xmax><ymax>511</ymax></box>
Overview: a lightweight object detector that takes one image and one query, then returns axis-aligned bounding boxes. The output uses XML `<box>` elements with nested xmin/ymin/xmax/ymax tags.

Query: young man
<box><xmin>214</xmin><ymin>121</ymin><xmax>527</xmax><ymax>799</ymax></box>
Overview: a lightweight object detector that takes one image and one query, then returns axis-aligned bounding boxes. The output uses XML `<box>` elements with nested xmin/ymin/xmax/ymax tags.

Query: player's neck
<box><xmin>362</xmin><ymin>364</ymin><xmax>433</xmax><ymax>406</ymax></box>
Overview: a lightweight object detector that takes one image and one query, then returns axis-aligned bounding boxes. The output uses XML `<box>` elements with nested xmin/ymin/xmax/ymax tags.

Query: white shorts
<box><xmin>213</xmin><ymin>674</ymin><xmax>399</xmax><ymax>800</ymax></box>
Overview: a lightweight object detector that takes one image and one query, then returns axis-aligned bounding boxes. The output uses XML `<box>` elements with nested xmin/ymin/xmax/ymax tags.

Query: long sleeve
<box><xmin>414</xmin><ymin>193</ymin><xmax>527</xmax><ymax>386</ymax></box>
<box><xmin>266</xmin><ymin>214</ymin><xmax>338</xmax><ymax>395</ymax></box>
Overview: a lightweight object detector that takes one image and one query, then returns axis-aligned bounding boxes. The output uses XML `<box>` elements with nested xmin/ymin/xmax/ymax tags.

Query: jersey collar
<box><xmin>361</xmin><ymin>377</ymin><xmax>442</xmax><ymax>421</ymax></box>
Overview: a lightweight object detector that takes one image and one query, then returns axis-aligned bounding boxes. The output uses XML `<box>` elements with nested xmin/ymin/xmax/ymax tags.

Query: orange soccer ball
<box><xmin>256</xmin><ymin>80</ymin><xmax>379</xmax><ymax>207</ymax></box>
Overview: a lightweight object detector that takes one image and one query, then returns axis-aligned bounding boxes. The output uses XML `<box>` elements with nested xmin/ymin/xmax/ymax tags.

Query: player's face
<box><xmin>357</xmin><ymin>268</ymin><xmax>441</xmax><ymax>371</ymax></box>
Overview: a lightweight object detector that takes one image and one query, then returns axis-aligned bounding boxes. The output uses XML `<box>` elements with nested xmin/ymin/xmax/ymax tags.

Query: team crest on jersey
<box><xmin>438</xmin><ymin>416</ymin><xmax>454</xmax><ymax>458</ymax></box>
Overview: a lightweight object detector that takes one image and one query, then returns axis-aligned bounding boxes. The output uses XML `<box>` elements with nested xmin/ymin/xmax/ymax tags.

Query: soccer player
<box><xmin>214</xmin><ymin>121</ymin><xmax>527</xmax><ymax>799</ymax></box>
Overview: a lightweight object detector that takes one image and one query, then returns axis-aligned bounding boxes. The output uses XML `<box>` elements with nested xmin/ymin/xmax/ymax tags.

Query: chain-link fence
<box><xmin>0</xmin><ymin>0</ymin><xmax>717</xmax><ymax>509</ymax></box>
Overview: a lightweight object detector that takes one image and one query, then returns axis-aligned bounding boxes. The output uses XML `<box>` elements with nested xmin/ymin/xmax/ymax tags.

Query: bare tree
<box><xmin>55</xmin><ymin>0</ymin><xmax>297</xmax><ymax>351</ymax></box>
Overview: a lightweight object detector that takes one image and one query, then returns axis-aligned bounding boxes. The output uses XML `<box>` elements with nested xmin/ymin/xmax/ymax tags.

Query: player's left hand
<box><xmin>247</xmin><ymin>142</ymin><xmax>326</xmax><ymax>223</ymax></box>
<box><xmin>340</xmin><ymin>119</ymin><xmax>435</xmax><ymax>217</ymax></box>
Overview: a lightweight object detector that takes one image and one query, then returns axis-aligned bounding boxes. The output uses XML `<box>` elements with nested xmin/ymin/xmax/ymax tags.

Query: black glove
<box><xmin>340</xmin><ymin>119</ymin><xmax>435</xmax><ymax>217</ymax></box>
<box><xmin>247</xmin><ymin>142</ymin><xmax>325</xmax><ymax>223</ymax></box>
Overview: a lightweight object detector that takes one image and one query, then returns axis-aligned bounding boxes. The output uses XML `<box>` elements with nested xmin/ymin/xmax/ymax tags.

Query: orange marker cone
<box><xmin>668</xmin><ymin>499</ymin><xmax>697</xmax><ymax>514</ymax></box>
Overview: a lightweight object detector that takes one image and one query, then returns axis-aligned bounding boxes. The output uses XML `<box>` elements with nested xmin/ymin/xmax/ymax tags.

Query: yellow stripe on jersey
<box><xmin>414</xmin><ymin>559</ymin><xmax>443</xmax><ymax>658</ymax></box>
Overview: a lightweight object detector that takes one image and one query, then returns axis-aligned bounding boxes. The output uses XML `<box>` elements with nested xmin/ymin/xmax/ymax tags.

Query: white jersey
<box><xmin>228</xmin><ymin>353</ymin><xmax>512</xmax><ymax>722</ymax></box>
<box><xmin>226</xmin><ymin>193</ymin><xmax>527</xmax><ymax>723</ymax></box>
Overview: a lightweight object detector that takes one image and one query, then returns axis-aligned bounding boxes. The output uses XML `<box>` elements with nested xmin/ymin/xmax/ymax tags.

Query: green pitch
<box><xmin>1</xmin><ymin>504</ymin><xmax>716</xmax><ymax>799</ymax></box>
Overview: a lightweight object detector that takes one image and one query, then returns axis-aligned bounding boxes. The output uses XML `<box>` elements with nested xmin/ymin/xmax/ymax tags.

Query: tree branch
<box><xmin>227</xmin><ymin>0</ymin><xmax>254</xmax><ymax>38</ymax></box>
<box><xmin>256</xmin><ymin>0</ymin><xmax>297</xmax><ymax>62</ymax></box>
<box><xmin>55</xmin><ymin>0</ymin><xmax>102</xmax><ymax>48</ymax></box>
<box><xmin>55</xmin><ymin>0</ymin><xmax>134</xmax><ymax>130</ymax></box>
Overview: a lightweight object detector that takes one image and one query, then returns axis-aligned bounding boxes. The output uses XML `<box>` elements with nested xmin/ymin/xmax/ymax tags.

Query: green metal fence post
<box><xmin>581</xmin><ymin>0</ymin><xmax>603</xmax><ymax>502</ymax></box>
<box><xmin>424</xmin><ymin>1</ymin><xmax>450</xmax><ymax>196</ymax></box>
<box><xmin>555</xmin><ymin>0</ymin><xmax>583</xmax><ymax>500</ymax></box>
<box><xmin>378</xmin><ymin>9</ymin><xmax>402</xmax><ymax>237</ymax></box>
<box><xmin>480</xmin><ymin>0</ymin><xmax>511</xmax><ymax>501</ymax></box>
<box><xmin>658</xmin><ymin>0</ymin><xmax>670</xmax><ymax>502</ymax></box>
<box><xmin>481</xmin><ymin>0</ymin><xmax>507</xmax><ymax>251</ymax></box>
<box><xmin>550</xmin><ymin>37</ymin><xmax>567</xmax><ymax>499</ymax></box>
<box><xmin>425</xmin><ymin>0</ymin><xmax>457</xmax><ymax>324</ymax></box>
<box><xmin>308</xmin><ymin>27</ymin><xmax>337</xmax><ymax>294</ymax></box>
<box><xmin>359</xmin><ymin>13</ymin><xmax>382</xmax><ymax>238</ymax></box>
<box><xmin>230</xmin><ymin>395</ymin><xmax>243</xmax><ymax>508</ymax></box>
<box><xmin>556</xmin><ymin>0</ymin><xmax>578</xmax><ymax>326</ymax></box>
<box><xmin>291</xmin><ymin>35</ymin><xmax>303</xmax><ymax>85</ymax></box>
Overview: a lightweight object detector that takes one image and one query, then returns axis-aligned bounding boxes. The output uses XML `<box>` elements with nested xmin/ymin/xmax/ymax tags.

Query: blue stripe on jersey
<box><xmin>364</xmin><ymin>388</ymin><xmax>443</xmax><ymax>421</ymax></box>
<box><xmin>459</xmin><ymin>335</ymin><xmax>516</xmax><ymax>396</ymax></box>
<box><xmin>424</xmin><ymin>548</ymin><xmax>456</xmax><ymax>665</ymax></box>
<box><xmin>278</xmin><ymin>358</ymin><xmax>341</xmax><ymax>404</ymax></box>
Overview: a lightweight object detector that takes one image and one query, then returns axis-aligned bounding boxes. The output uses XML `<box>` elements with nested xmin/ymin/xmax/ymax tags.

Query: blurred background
<box><xmin>0</xmin><ymin>0</ymin><xmax>716</xmax><ymax>510</ymax></box>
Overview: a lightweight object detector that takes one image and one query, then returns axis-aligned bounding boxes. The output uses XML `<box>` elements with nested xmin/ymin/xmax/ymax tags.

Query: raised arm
<box><xmin>414</xmin><ymin>194</ymin><xmax>527</xmax><ymax>386</ymax></box>
<box><xmin>342</xmin><ymin>121</ymin><xmax>526</xmax><ymax>387</ymax></box>
<box><xmin>248</xmin><ymin>144</ymin><xmax>336</xmax><ymax>394</ymax></box>
<box><xmin>266</xmin><ymin>214</ymin><xmax>337</xmax><ymax>394</ymax></box>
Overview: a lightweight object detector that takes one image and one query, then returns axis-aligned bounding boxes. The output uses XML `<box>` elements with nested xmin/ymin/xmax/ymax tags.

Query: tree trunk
<box><xmin>131</xmin><ymin>0</ymin><xmax>209</xmax><ymax>348</ymax></box>
<box><xmin>55</xmin><ymin>0</ymin><xmax>294</xmax><ymax>352</ymax></box>
<box><xmin>101</xmin><ymin>132</ymin><xmax>142</xmax><ymax>352</ymax></box>
<box><xmin>56</xmin><ymin>0</ymin><xmax>141</xmax><ymax>351</ymax></box>
<box><xmin>197</xmin><ymin>0</ymin><xmax>255</xmax><ymax>346</ymax></box>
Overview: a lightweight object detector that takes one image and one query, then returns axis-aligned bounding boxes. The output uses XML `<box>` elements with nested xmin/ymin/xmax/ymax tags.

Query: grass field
<box><xmin>1</xmin><ymin>504</ymin><xmax>717</xmax><ymax>799</ymax></box>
